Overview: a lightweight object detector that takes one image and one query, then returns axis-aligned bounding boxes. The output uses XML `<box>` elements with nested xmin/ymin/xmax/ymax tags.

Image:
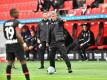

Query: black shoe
<box><xmin>68</xmin><ymin>69</ymin><xmax>72</xmax><ymax>73</ymax></box>
<box><xmin>26</xmin><ymin>58</ymin><xmax>30</xmax><ymax>61</ymax></box>
<box><xmin>82</xmin><ymin>57</ymin><xmax>88</xmax><ymax>61</ymax></box>
<box><xmin>38</xmin><ymin>66</ymin><xmax>44</xmax><ymax>69</ymax></box>
<box><xmin>12</xmin><ymin>66</ymin><xmax>17</xmax><ymax>69</ymax></box>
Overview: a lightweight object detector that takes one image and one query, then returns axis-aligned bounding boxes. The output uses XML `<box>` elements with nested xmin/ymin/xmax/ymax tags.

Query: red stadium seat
<box><xmin>97</xmin><ymin>22</ymin><xmax>107</xmax><ymax>50</ymax></box>
<box><xmin>76</xmin><ymin>23</ymin><xmax>82</xmax><ymax>38</ymax></box>
<box><xmin>101</xmin><ymin>7</ymin><xmax>107</xmax><ymax>14</ymax></box>
<box><xmin>73</xmin><ymin>9</ymin><xmax>82</xmax><ymax>16</ymax></box>
<box><xmin>0</xmin><ymin>14</ymin><xmax>4</xmax><ymax>20</ymax></box>
<box><xmin>90</xmin><ymin>22</ymin><xmax>99</xmax><ymax>40</ymax></box>
<box><xmin>91</xmin><ymin>8</ymin><xmax>101</xmax><ymax>14</ymax></box>
<box><xmin>98</xmin><ymin>45</ymin><xmax>107</xmax><ymax>49</ymax></box>
<box><xmin>64</xmin><ymin>21</ymin><xmax>73</xmax><ymax>37</ymax></box>
<box><xmin>60</xmin><ymin>1</ymin><xmax>73</xmax><ymax>10</ymax></box>
<box><xmin>104</xmin><ymin>0</ymin><xmax>107</xmax><ymax>3</ymax></box>
<box><xmin>99</xmin><ymin>3</ymin><xmax>107</xmax><ymax>14</ymax></box>
<box><xmin>68</xmin><ymin>9</ymin><xmax>74</xmax><ymax>16</ymax></box>
<box><xmin>85</xmin><ymin>8</ymin><xmax>91</xmax><ymax>15</ymax></box>
<box><xmin>15</xmin><ymin>2</ymin><xmax>37</xmax><ymax>11</ymax></box>
<box><xmin>19</xmin><ymin>10</ymin><xmax>43</xmax><ymax>19</ymax></box>
<box><xmin>87</xmin><ymin>22</ymin><xmax>99</xmax><ymax>50</ymax></box>
<box><xmin>86</xmin><ymin>0</ymin><xmax>93</xmax><ymax>6</ymax></box>
<box><xmin>34</xmin><ymin>12</ymin><xmax>43</xmax><ymax>18</ymax></box>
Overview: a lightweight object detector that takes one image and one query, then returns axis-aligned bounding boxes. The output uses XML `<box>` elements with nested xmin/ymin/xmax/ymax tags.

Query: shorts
<box><xmin>6</xmin><ymin>43</ymin><xmax>26</xmax><ymax>61</ymax></box>
<box><xmin>6</xmin><ymin>50</ymin><xmax>25</xmax><ymax>61</ymax></box>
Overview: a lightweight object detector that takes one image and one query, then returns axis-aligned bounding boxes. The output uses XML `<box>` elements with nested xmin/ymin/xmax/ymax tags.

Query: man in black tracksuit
<box><xmin>28</xmin><ymin>27</ymin><xmax>38</xmax><ymax>61</ymax></box>
<box><xmin>36</xmin><ymin>11</ymin><xmax>49</xmax><ymax>69</ymax></box>
<box><xmin>21</xmin><ymin>25</ymin><xmax>32</xmax><ymax>60</ymax></box>
<box><xmin>48</xmin><ymin>11</ymin><xmax>72</xmax><ymax>73</ymax></box>
<box><xmin>67</xmin><ymin>24</ymin><xmax>95</xmax><ymax>61</ymax></box>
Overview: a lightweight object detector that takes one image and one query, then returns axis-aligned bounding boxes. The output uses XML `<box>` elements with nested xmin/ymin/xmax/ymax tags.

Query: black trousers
<box><xmin>67</xmin><ymin>39</ymin><xmax>88</xmax><ymax>60</ymax></box>
<box><xmin>39</xmin><ymin>41</ymin><xmax>49</xmax><ymax>67</ymax></box>
<box><xmin>49</xmin><ymin>41</ymin><xmax>71</xmax><ymax>70</ymax></box>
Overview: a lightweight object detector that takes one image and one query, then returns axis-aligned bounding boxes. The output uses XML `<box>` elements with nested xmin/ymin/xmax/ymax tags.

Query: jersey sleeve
<box><xmin>15</xmin><ymin>21</ymin><xmax>24</xmax><ymax>31</ymax></box>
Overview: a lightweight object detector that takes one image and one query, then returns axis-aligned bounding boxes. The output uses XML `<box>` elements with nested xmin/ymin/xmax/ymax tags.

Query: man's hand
<box><xmin>79</xmin><ymin>39</ymin><xmax>84</xmax><ymax>41</ymax></box>
<box><xmin>46</xmin><ymin>43</ymin><xmax>49</xmax><ymax>47</ymax></box>
<box><xmin>24</xmin><ymin>46</ymin><xmax>29</xmax><ymax>52</ymax></box>
<box><xmin>29</xmin><ymin>46</ymin><xmax>33</xmax><ymax>50</ymax></box>
<box><xmin>80</xmin><ymin>43</ymin><xmax>84</xmax><ymax>47</ymax></box>
<box><xmin>37</xmin><ymin>39</ymin><xmax>41</xmax><ymax>44</ymax></box>
<box><xmin>23</xmin><ymin>43</ymin><xmax>29</xmax><ymax>52</ymax></box>
<box><xmin>39</xmin><ymin>44</ymin><xmax>42</xmax><ymax>48</ymax></box>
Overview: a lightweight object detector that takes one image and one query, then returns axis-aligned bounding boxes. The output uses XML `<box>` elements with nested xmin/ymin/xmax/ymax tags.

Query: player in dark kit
<box><xmin>3</xmin><ymin>8</ymin><xmax>30</xmax><ymax>80</ymax></box>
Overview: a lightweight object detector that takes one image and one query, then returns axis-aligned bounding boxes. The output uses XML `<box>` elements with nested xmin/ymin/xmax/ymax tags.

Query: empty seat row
<box><xmin>0</xmin><ymin>0</ymin><xmax>35</xmax><ymax>4</ymax></box>
<box><xmin>0</xmin><ymin>11</ymin><xmax>43</xmax><ymax>20</ymax></box>
<box><xmin>0</xmin><ymin>1</ymin><xmax>37</xmax><ymax>12</ymax></box>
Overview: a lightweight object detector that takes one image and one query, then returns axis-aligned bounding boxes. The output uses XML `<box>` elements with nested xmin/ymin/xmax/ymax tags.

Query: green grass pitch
<box><xmin>0</xmin><ymin>61</ymin><xmax>107</xmax><ymax>80</ymax></box>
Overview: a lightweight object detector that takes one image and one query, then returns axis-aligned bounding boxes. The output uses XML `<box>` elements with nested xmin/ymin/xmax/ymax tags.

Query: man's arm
<box><xmin>16</xmin><ymin>26</ymin><xmax>28</xmax><ymax>51</ymax></box>
<box><xmin>80</xmin><ymin>31</ymin><xmax>91</xmax><ymax>46</ymax></box>
<box><xmin>46</xmin><ymin>22</ymin><xmax>51</xmax><ymax>46</ymax></box>
<box><xmin>36</xmin><ymin>23</ymin><xmax>41</xmax><ymax>43</ymax></box>
<box><xmin>78</xmin><ymin>31</ymin><xmax>84</xmax><ymax>41</ymax></box>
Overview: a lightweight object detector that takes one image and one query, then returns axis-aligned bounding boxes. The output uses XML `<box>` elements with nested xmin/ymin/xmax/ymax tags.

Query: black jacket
<box><xmin>49</xmin><ymin>19</ymin><xmax>65</xmax><ymax>43</ymax></box>
<box><xmin>78</xmin><ymin>30</ymin><xmax>95</xmax><ymax>46</ymax></box>
<box><xmin>36</xmin><ymin>19</ymin><xmax>50</xmax><ymax>42</ymax></box>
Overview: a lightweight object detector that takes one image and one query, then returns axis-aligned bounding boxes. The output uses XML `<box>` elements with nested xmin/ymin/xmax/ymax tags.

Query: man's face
<box><xmin>43</xmin><ymin>12</ymin><xmax>48</xmax><ymax>20</ymax></box>
<box><xmin>31</xmin><ymin>31</ymin><xmax>35</xmax><ymax>37</ymax></box>
<box><xmin>51</xmin><ymin>12</ymin><xmax>58</xmax><ymax>20</ymax></box>
<box><xmin>82</xmin><ymin>25</ymin><xmax>88</xmax><ymax>31</ymax></box>
<box><xmin>13</xmin><ymin>10</ymin><xmax>19</xmax><ymax>19</ymax></box>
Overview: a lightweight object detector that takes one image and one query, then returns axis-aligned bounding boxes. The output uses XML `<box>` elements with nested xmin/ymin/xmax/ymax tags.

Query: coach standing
<box><xmin>48</xmin><ymin>11</ymin><xmax>72</xmax><ymax>73</ymax></box>
<box><xmin>36</xmin><ymin>11</ymin><xmax>49</xmax><ymax>69</ymax></box>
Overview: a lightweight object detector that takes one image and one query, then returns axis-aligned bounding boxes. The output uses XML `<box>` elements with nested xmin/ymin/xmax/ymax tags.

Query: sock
<box><xmin>6</xmin><ymin>65</ymin><xmax>12</xmax><ymax>80</ymax></box>
<box><xmin>22</xmin><ymin>64</ymin><xmax>30</xmax><ymax>80</ymax></box>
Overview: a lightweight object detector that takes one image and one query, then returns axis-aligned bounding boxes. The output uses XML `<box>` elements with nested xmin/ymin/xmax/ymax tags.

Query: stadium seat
<box><xmin>15</xmin><ymin>2</ymin><xmax>36</xmax><ymax>11</ymax></box>
<box><xmin>64</xmin><ymin>21</ymin><xmax>73</xmax><ymax>37</ymax></box>
<box><xmin>98</xmin><ymin>22</ymin><xmax>107</xmax><ymax>49</ymax></box>
<box><xmin>34</xmin><ymin>12</ymin><xmax>43</xmax><ymax>18</ymax></box>
<box><xmin>91</xmin><ymin>8</ymin><xmax>101</xmax><ymax>14</ymax></box>
<box><xmin>0</xmin><ymin>0</ymin><xmax>38</xmax><ymax>20</ymax></box>
<box><xmin>104</xmin><ymin>0</ymin><xmax>107</xmax><ymax>3</ymax></box>
<box><xmin>60</xmin><ymin>1</ymin><xmax>73</xmax><ymax>10</ymax></box>
<box><xmin>101</xmin><ymin>6</ymin><xmax>107</xmax><ymax>14</ymax></box>
<box><xmin>86</xmin><ymin>0</ymin><xmax>93</xmax><ymax>6</ymax></box>
<box><xmin>68</xmin><ymin>9</ymin><xmax>74</xmax><ymax>16</ymax></box>
<box><xmin>85</xmin><ymin>8</ymin><xmax>91</xmax><ymax>15</ymax></box>
<box><xmin>73</xmin><ymin>9</ymin><xmax>82</xmax><ymax>16</ymax></box>
<box><xmin>87</xmin><ymin>23</ymin><xmax>99</xmax><ymax>50</ymax></box>
<box><xmin>72</xmin><ymin>23</ymin><xmax>78</xmax><ymax>40</ymax></box>
<box><xmin>76</xmin><ymin>23</ymin><xmax>82</xmax><ymax>39</ymax></box>
<box><xmin>0</xmin><ymin>14</ymin><xmax>4</xmax><ymax>20</ymax></box>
